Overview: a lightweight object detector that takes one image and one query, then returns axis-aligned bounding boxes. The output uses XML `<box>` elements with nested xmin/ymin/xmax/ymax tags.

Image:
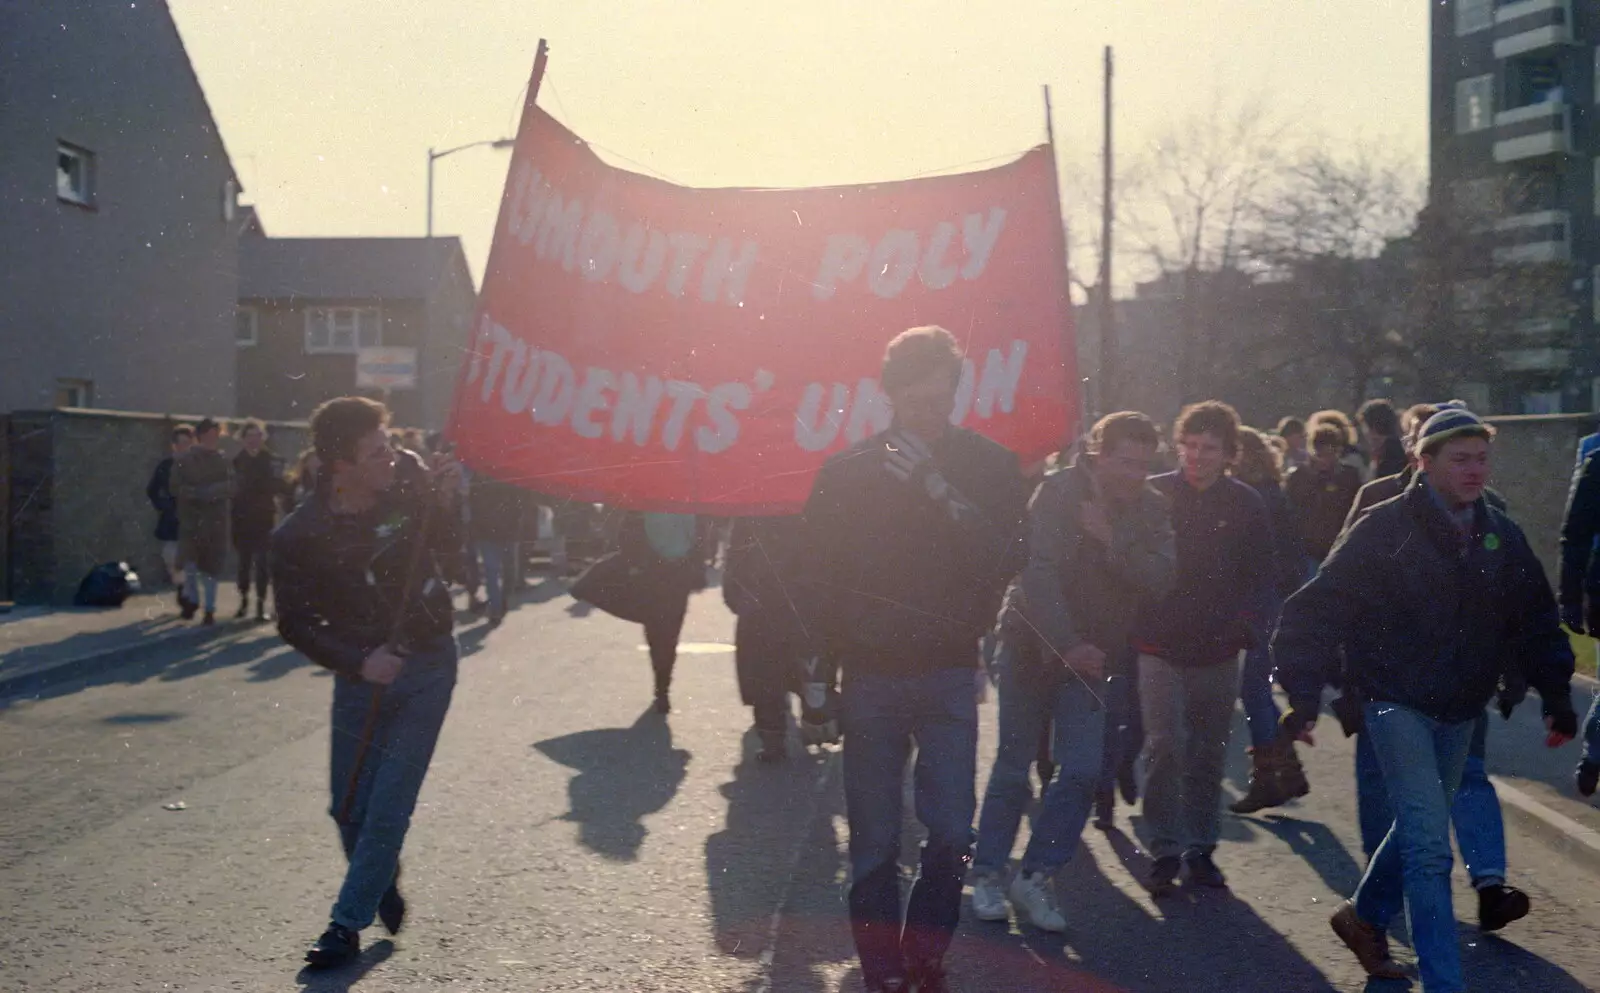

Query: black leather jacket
<box><xmin>270</xmin><ymin>452</ymin><xmax>461</xmax><ymax>676</ymax></box>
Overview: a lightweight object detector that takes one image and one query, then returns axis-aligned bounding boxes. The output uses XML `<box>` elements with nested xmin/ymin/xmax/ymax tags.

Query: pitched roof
<box><xmin>239</xmin><ymin>237</ymin><xmax>468</xmax><ymax>301</ymax></box>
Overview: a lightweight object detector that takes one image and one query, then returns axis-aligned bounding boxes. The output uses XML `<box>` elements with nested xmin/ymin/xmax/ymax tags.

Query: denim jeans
<box><xmin>1582</xmin><ymin>656</ymin><xmax>1600</xmax><ymax>763</ymax></box>
<box><xmin>1353</xmin><ymin>702</ymin><xmax>1476</xmax><ymax>993</ymax></box>
<box><xmin>476</xmin><ymin>541</ymin><xmax>516</xmax><ymax>617</ymax></box>
<box><xmin>842</xmin><ymin>667</ymin><xmax>978</xmax><ymax>986</ymax></box>
<box><xmin>974</xmin><ymin>641</ymin><xmax>1105</xmax><ymax>877</ymax></box>
<box><xmin>1356</xmin><ymin>712</ymin><xmax>1505</xmax><ymax>888</ymax></box>
<box><xmin>1097</xmin><ymin>665</ymin><xmax>1141</xmax><ymax>796</ymax></box>
<box><xmin>329</xmin><ymin>638</ymin><xmax>457</xmax><ymax>931</ymax></box>
<box><xmin>1138</xmin><ymin>653</ymin><xmax>1240</xmax><ymax>860</ymax></box>
<box><xmin>183</xmin><ymin>569</ymin><xmax>218</xmax><ymax>613</ymax></box>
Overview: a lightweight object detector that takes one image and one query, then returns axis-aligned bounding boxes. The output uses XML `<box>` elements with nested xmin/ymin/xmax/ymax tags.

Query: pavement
<box><xmin>0</xmin><ymin>581</ymin><xmax>1598</xmax><ymax>991</ymax></box>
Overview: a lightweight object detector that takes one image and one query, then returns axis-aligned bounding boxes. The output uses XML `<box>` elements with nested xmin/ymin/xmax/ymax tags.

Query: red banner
<box><xmin>449</xmin><ymin>106</ymin><xmax>1077</xmax><ymax>514</ymax></box>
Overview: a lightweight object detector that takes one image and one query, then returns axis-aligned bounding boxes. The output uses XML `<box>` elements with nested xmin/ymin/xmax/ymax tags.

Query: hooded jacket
<box><xmin>1275</xmin><ymin>475</ymin><xmax>1573</xmax><ymax>724</ymax></box>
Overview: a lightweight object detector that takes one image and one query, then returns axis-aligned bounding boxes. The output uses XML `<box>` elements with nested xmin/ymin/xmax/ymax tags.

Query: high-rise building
<box><xmin>1431</xmin><ymin>0</ymin><xmax>1598</xmax><ymax>413</ymax></box>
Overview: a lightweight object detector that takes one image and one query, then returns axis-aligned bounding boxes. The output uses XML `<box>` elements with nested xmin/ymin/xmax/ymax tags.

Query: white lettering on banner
<box><xmin>618</xmin><ymin>226</ymin><xmax>668</xmax><ymax>293</ymax></box>
<box><xmin>664</xmin><ymin>234</ymin><xmax>709</xmax><ymax>298</ymax></box>
<box><xmin>536</xmin><ymin>192</ymin><xmax>584</xmax><ymax>270</ymax></box>
<box><xmin>571</xmin><ymin>367</ymin><xmax>616</xmax><ymax>438</ymax></box>
<box><xmin>867</xmin><ymin>231</ymin><xmax>920</xmax><ymax>299</ymax></box>
<box><xmin>660</xmin><ymin>380</ymin><xmax>704</xmax><ymax>451</ymax></box>
<box><xmin>973</xmin><ymin>341</ymin><xmax>1028</xmax><ymax>418</ymax></box>
<box><xmin>811</xmin><ymin>208</ymin><xmax>1010</xmax><ymax>300</ymax></box>
<box><xmin>530</xmin><ymin>352</ymin><xmax>576</xmax><ymax>425</ymax></box>
<box><xmin>845</xmin><ymin>378</ymin><xmax>892</xmax><ymax>442</ymax></box>
<box><xmin>465</xmin><ymin>313</ymin><xmax>496</xmax><ymax>387</ymax></box>
<box><xmin>501</xmin><ymin>341</ymin><xmax>542</xmax><ymax>414</ymax></box>
<box><xmin>478</xmin><ymin>320</ymin><xmax>518</xmax><ymax>403</ymax></box>
<box><xmin>698</xmin><ymin>382</ymin><xmax>752</xmax><ymax>453</ymax></box>
<box><xmin>577</xmin><ymin>210</ymin><xmax>621</xmax><ymax>283</ymax></box>
<box><xmin>951</xmin><ymin>358</ymin><xmax>977</xmax><ymax>424</ymax></box>
<box><xmin>612</xmin><ymin>372</ymin><xmax>665</xmax><ymax>446</ymax></box>
<box><xmin>700</xmin><ymin>238</ymin><xmax>759</xmax><ymax>305</ymax></box>
<box><xmin>795</xmin><ymin>382</ymin><xmax>851</xmax><ymax>452</ymax></box>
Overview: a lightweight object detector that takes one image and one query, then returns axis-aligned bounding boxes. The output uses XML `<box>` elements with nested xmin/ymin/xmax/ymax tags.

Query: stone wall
<box><xmin>6</xmin><ymin>409</ymin><xmax>309</xmax><ymax>604</ymax></box>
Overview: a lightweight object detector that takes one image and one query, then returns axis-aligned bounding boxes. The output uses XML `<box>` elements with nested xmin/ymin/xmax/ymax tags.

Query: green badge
<box><xmin>1484</xmin><ymin>533</ymin><xmax>1500</xmax><ymax>551</ymax></box>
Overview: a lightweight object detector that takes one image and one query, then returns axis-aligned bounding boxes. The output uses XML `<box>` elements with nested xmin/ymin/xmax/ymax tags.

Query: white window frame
<box><xmin>1456</xmin><ymin>75</ymin><xmax>1495</xmax><ymax>134</ymax></box>
<box><xmin>54</xmin><ymin>378</ymin><xmax>93</xmax><ymax>408</ymax></box>
<box><xmin>236</xmin><ymin>306</ymin><xmax>259</xmax><ymax>347</ymax></box>
<box><xmin>1456</xmin><ymin>0</ymin><xmax>1492</xmax><ymax>36</ymax></box>
<box><xmin>304</xmin><ymin>307</ymin><xmax>382</xmax><ymax>354</ymax></box>
<box><xmin>56</xmin><ymin>142</ymin><xmax>94</xmax><ymax>206</ymax></box>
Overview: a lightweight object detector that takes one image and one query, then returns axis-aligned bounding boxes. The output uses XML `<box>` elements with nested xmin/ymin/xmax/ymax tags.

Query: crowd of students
<box><xmin>265</xmin><ymin>326</ymin><xmax>1592</xmax><ymax>993</ymax></box>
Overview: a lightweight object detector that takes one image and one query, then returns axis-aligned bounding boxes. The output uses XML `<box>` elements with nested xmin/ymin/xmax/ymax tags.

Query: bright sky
<box><xmin>170</xmin><ymin>0</ymin><xmax>1427</xmax><ymax>291</ymax></box>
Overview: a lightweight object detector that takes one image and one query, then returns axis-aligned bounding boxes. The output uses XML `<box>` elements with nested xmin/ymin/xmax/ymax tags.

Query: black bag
<box><xmin>74</xmin><ymin>561</ymin><xmax>141</xmax><ymax>607</ymax></box>
<box><xmin>570</xmin><ymin>552</ymin><xmax>660</xmax><ymax>624</ymax></box>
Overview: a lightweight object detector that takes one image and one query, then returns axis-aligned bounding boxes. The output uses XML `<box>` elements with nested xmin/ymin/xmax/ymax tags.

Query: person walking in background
<box><xmin>1309</xmin><ymin>409</ymin><xmax>1369</xmax><ymax>481</ymax></box>
<box><xmin>796</xmin><ymin>326</ymin><xmax>1027</xmax><ymax>993</ymax></box>
<box><xmin>468</xmin><ymin>473</ymin><xmax>529</xmax><ymax>628</ymax></box>
<box><xmin>970</xmin><ymin>411</ymin><xmax>1172</xmax><ymax>933</ymax></box>
<box><xmin>272</xmin><ymin>397</ymin><xmax>464</xmax><ymax>969</ymax></box>
<box><xmin>1358</xmin><ymin>399</ymin><xmax>1408</xmax><ymax>481</ymax></box>
<box><xmin>1227</xmin><ymin>427</ymin><xmax>1310</xmax><ymax>814</ymax></box>
<box><xmin>1276</xmin><ymin>416</ymin><xmax>1310</xmax><ymax>472</ymax></box>
<box><xmin>1276</xmin><ymin>406</ymin><xmax>1576</xmax><ymax>992</ymax></box>
<box><xmin>232</xmin><ymin>419</ymin><xmax>286</xmax><ymax>622</ymax></box>
<box><xmin>1132</xmin><ymin>401</ymin><xmax>1271</xmax><ymax>896</ymax></box>
<box><xmin>171</xmin><ymin>417</ymin><xmax>231</xmax><ymax>625</ymax></box>
<box><xmin>723</xmin><ymin>515</ymin><xmax>808</xmax><ymax>762</ymax></box>
<box><xmin>146</xmin><ymin>423</ymin><xmax>196</xmax><ymax>615</ymax></box>
<box><xmin>616</xmin><ymin>511</ymin><xmax>709</xmax><ymax>715</ymax></box>
<box><xmin>1286</xmin><ymin>423</ymin><xmax>1364</xmax><ymax>573</ymax></box>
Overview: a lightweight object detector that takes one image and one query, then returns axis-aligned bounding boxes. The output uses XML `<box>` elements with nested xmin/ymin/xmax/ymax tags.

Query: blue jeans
<box><xmin>1582</xmin><ymin>656</ymin><xmax>1600</xmax><ymax>762</ymax></box>
<box><xmin>477</xmin><ymin>541</ymin><xmax>516</xmax><ymax>616</ymax></box>
<box><xmin>1356</xmin><ymin>712</ymin><xmax>1505</xmax><ymax>888</ymax></box>
<box><xmin>1097</xmin><ymin>666</ymin><xmax>1141</xmax><ymax>795</ymax></box>
<box><xmin>974</xmin><ymin>641</ymin><xmax>1105</xmax><ymax>876</ymax></box>
<box><xmin>1238</xmin><ymin>592</ymin><xmax>1284</xmax><ymax>749</ymax></box>
<box><xmin>842</xmin><ymin>667</ymin><xmax>978</xmax><ymax>985</ymax></box>
<box><xmin>329</xmin><ymin>638</ymin><xmax>457</xmax><ymax>931</ymax></box>
<box><xmin>1353</xmin><ymin>702</ymin><xmax>1476</xmax><ymax>993</ymax></box>
<box><xmin>183</xmin><ymin>570</ymin><xmax>218</xmax><ymax>613</ymax></box>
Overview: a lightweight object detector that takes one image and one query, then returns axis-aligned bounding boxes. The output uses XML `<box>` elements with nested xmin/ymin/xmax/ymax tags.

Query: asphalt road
<box><xmin>2</xmin><ymin>582</ymin><xmax>1599</xmax><ymax>992</ymax></box>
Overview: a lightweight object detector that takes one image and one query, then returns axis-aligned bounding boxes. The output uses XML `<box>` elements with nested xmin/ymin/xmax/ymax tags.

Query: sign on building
<box><xmin>356</xmin><ymin>347</ymin><xmax>418</xmax><ymax>390</ymax></box>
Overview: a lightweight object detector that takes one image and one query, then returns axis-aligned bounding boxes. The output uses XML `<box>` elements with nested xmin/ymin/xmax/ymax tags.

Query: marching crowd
<box><xmin>156</xmin><ymin>324</ymin><xmax>1600</xmax><ymax>993</ymax></box>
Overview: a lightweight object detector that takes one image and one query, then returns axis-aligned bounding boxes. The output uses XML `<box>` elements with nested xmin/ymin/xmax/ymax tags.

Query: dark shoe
<box><xmin>179</xmin><ymin>596</ymin><xmax>197</xmax><ymax>621</ymax></box>
<box><xmin>487</xmin><ymin>611</ymin><xmax>505</xmax><ymax>630</ymax></box>
<box><xmin>1092</xmin><ymin>786</ymin><xmax>1115</xmax><ymax>830</ymax></box>
<box><xmin>1330</xmin><ymin>902</ymin><xmax>1408</xmax><ymax>980</ymax></box>
<box><xmin>1230</xmin><ymin>746</ymin><xmax>1293</xmax><ymax>814</ymax></box>
<box><xmin>1278</xmin><ymin>740</ymin><xmax>1310</xmax><ymax>799</ymax></box>
<box><xmin>1182</xmin><ymin>850</ymin><xmax>1228</xmax><ymax>889</ymax></box>
<box><xmin>654</xmin><ymin>691</ymin><xmax>671</xmax><ymax>714</ymax></box>
<box><xmin>378</xmin><ymin>880</ymin><xmax>407</xmax><ymax>935</ymax></box>
<box><xmin>202</xmin><ymin>611</ymin><xmax>215</xmax><ymax>626</ymax></box>
<box><xmin>757</xmin><ymin>729</ymin><xmax>787</xmax><ymax>763</ymax></box>
<box><xmin>1577</xmin><ymin>759</ymin><xmax>1599</xmax><ymax>798</ymax></box>
<box><xmin>1478</xmin><ymin>884</ymin><xmax>1530</xmax><ymax>932</ymax></box>
<box><xmin>234</xmin><ymin>600</ymin><xmax>249</xmax><ymax>620</ymax></box>
<box><xmin>1144</xmin><ymin>855</ymin><xmax>1182</xmax><ymax>897</ymax></box>
<box><xmin>255</xmin><ymin>599</ymin><xmax>268</xmax><ymax>623</ymax></box>
<box><xmin>304</xmin><ymin>921</ymin><xmax>360</xmax><ymax>969</ymax></box>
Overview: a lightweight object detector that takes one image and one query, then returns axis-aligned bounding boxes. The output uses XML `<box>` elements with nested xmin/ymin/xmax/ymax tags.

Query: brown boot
<box><xmin>1330</xmin><ymin>903</ymin><xmax>1408</xmax><ymax>979</ymax></box>
<box><xmin>1278</xmin><ymin>739</ymin><xmax>1310</xmax><ymax>799</ymax></box>
<box><xmin>1229</xmin><ymin>745</ymin><xmax>1291</xmax><ymax>814</ymax></box>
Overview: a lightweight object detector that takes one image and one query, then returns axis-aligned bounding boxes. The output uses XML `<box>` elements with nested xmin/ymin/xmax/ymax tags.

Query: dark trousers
<box><xmin>236</xmin><ymin>535</ymin><xmax>271</xmax><ymax>602</ymax></box>
<box><xmin>735</xmin><ymin>613</ymin><xmax>797</xmax><ymax>731</ymax></box>
<box><xmin>842</xmin><ymin>667</ymin><xmax>977</xmax><ymax>985</ymax></box>
<box><xmin>644</xmin><ymin>593</ymin><xmax>690</xmax><ymax>693</ymax></box>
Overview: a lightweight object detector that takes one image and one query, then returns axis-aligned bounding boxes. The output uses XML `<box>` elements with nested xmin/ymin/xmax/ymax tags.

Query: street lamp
<box><xmin>426</xmin><ymin>137</ymin><xmax>515</xmax><ymax>237</ymax></box>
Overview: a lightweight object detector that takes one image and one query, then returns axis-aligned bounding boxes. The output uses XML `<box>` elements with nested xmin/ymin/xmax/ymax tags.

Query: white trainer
<box><xmin>1008</xmin><ymin>871</ymin><xmax>1066</xmax><ymax>932</ymax></box>
<box><xmin>970</xmin><ymin>872</ymin><xmax>1009</xmax><ymax>922</ymax></box>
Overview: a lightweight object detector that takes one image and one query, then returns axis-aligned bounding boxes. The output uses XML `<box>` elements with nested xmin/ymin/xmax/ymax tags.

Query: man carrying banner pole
<box><xmin>797</xmin><ymin>326</ymin><xmax>1028</xmax><ymax>993</ymax></box>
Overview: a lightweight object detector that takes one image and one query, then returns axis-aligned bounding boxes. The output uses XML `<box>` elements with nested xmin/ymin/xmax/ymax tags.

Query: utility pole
<box><xmin>1098</xmin><ymin>46</ymin><xmax>1117</xmax><ymax>414</ymax></box>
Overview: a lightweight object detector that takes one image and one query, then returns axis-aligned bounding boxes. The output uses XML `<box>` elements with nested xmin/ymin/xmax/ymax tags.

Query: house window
<box><xmin>305</xmin><ymin>307</ymin><xmax>381</xmax><ymax>354</ymax></box>
<box><xmin>56</xmin><ymin>142</ymin><xmax>94</xmax><ymax>206</ymax></box>
<box><xmin>54</xmin><ymin>378</ymin><xmax>93</xmax><ymax>408</ymax></box>
<box><xmin>1522</xmin><ymin>391</ymin><xmax>1562</xmax><ymax>415</ymax></box>
<box><xmin>1457</xmin><ymin>76</ymin><xmax>1494</xmax><ymax>134</ymax></box>
<box><xmin>1456</xmin><ymin>0</ymin><xmax>1491</xmax><ymax>36</ymax></box>
<box><xmin>236</xmin><ymin>306</ymin><xmax>258</xmax><ymax>347</ymax></box>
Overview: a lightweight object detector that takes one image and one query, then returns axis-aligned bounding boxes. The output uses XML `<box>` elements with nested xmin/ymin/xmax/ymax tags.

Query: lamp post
<box><xmin>426</xmin><ymin>137</ymin><xmax>515</xmax><ymax>237</ymax></box>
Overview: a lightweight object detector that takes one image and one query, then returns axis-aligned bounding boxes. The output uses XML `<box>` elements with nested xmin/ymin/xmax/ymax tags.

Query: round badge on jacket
<box><xmin>1484</xmin><ymin>533</ymin><xmax>1500</xmax><ymax>551</ymax></box>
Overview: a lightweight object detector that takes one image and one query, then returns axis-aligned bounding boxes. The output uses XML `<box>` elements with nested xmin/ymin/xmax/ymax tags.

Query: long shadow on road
<box><xmin>533</xmin><ymin>708</ymin><xmax>691</xmax><ymax>862</ymax></box>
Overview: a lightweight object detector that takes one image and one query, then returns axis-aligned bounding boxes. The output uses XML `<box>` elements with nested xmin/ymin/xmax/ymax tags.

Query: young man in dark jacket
<box><xmin>1276</xmin><ymin>407</ymin><xmax>1576</xmax><ymax>992</ymax></box>
<box><xmin>272</xmin><ymin>397</ymin><xmax>463</xmax><ymax>969</ymax></box>
<box><xmin>797</xmin><ymin>326</ymin><xmax>1027</xmax><ymax>993</ymax></box>
<box><xmin>172</xmin><ymin>418</ymin><xmax>232</xmax><ymax>624</ymax></box>
<box><xmin>146</xmin><ymin>424</ymin><xmax>195</xmax><ymax>614</ymax></box>
<box><xmin>970</xmin><ymin>411</ymin><xmax>1173</xmax><ymax>933</ymax></box>
<box><xmin>1133</xmin><ymin>400</ymin><xmax>1272</xmax><ymax>895</ymax></box>
<box><xmin>232</xmin><ymin>419</ymin><xmax>286</xmax><ymax>621</ymax></box>
<box><xmin>1285</xmin><ymin>422</ymin><xmax>1364</xmax><ymax>570</ymax></box>
<box><xmin>1359</xmin><ymin>398</ymin><xmax>1408</xmax><ymax>481</ymax></box>
<box><xmin>723</xmin><ymin>515</ymin><xmax>807</xmax><ymax>762</ymax></box>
